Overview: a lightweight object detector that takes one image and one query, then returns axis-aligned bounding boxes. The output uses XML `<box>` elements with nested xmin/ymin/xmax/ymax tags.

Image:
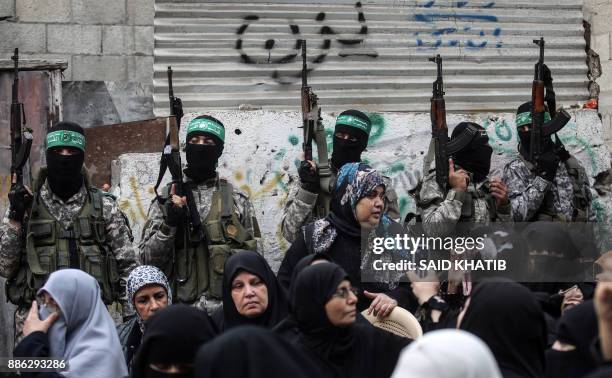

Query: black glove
<box><xmin>536</xmin><ymin>151</ymin><xmax>560</xmax><ymax>182</ymax></box>
<box><xmin>165</xmin><ymin>200</ymin><xmax>186</xmax><ymax>227</ymax></box>
<box><xmin>298</xmin><ymin>160</ymin><xmax>320</xmax><ymax>193</ymax></box>
<box><xmin>8</xmin><ymin>183</ymin><xmax>32</xmax><ymax>222</ymax></box>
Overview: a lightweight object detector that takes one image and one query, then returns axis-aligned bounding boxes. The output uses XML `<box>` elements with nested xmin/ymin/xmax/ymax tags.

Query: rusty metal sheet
<box><xmin>84</xmin><ymin>117</ymin><xmax>173</xmax><ymax>188</ymax></box>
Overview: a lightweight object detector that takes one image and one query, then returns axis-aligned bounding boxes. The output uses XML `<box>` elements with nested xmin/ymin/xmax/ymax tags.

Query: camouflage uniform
<box><xmin>281</xmin><ymin>168</ymin><xmax>400</xmax><ymax>243</ymax></box>
<box><xmin>503</xmin><ymin>157</ymin><xmax>595</xmax><ymax>223</ymax></box>
<box><xmin>419</xmin><ymin>168</ymin><xmax>512</xmax><ymax>238</ymax></box>
<box><xmin>0</xmin><ymin>181</ymin><xmax>139</xmax><ymax>343</ymax></box>
<box><xmin>139</xmin><ymin>176</ymin><xmax>258</xmax><ymax>314</ymax></box>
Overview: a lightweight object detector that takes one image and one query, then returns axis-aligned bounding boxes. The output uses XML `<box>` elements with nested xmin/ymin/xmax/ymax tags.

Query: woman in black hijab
<box><xmin>458</xmin><ymin>278</ymin><xmax>547</xmax><ymax>378</ymax></box>
<box><xmin>213</xmin><ymin>250</ymin><xmax>288</xmax><ymax>331</ymax></box>
<box><xmin>131</xmin><ymin>304</ymin><xmax>217</xmax><ymax>378</ymax></box>
<box><xmin>545</xmin><ymin>300</ymin><xmax>598</xmax><ymax>378</ymax></box>
<box><xmin>195</xmin><ymin>326</ymin><xmax>335</xmax><ymax>378</ymax></box>
<box><xmin>279</xmin><ymin>163</ymin><xmax>411</xmax><ymax>315</ymax></box>
<box><xmin>290</xmin><ymin>262</ymin><xmax>410</xmax><ymax>378</ymax></box>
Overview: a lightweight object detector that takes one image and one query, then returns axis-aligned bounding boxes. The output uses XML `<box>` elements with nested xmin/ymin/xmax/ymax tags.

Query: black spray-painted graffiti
<box><xmin>235</xmin><ymin>2</ymin><xmax>378</xmax><ymax>83</ymax></box>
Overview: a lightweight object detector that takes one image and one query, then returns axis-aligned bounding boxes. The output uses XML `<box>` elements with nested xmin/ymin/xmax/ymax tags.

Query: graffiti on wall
<box><xmin>236</xmin><ymin>2</ymin><xmax>378</xmax><ymax>83</ymax></box>
<box><xmin>412</xmin><ymin>1</ymin><xmax>503</xmax><ymax>50</ymax></box>
<box><xmin>115</xmin><ymin>110</ymin><xmax>610</xmax><ymax>260</ymax></box>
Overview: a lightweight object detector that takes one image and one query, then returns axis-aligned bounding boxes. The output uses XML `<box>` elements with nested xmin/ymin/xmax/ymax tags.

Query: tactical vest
<box><xmin>6</xmin><ymin>169</ymin><xmax>119</xmax><ymax>306</ymax></box>
<box><xmin>521</xmin><ymin>156</ymin><xmax>589</xmax><ymax>222</ymax></box>
<box><xmin>160</xmin><ymin>180</ymin><xmax>258</xmax><ymax>303</ymax></box>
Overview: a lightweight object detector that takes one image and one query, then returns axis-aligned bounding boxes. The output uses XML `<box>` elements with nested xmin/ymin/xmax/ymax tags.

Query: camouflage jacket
<box><xmin>280</xmin><ymin>167</ymin><xmax>400</xmax><ymax>243</ymax></box>
<box><xmin>502</xmin><ymin>157</ymin><xmax>595</xmax><ymax>223</ymax></box>
<box><xmin>0</xmin><ymin>181</ymin><xmax>139</xmax><ymax>305</ymax></box>
<box><xmin>139</xmin><ymin>176</ymin><xmax>259</xmax><ymax>268</ymax></box>
<box><xmin>419</xmin><ymin>169</ymin><xmax>512</xmax><ymax>238</ymax></box>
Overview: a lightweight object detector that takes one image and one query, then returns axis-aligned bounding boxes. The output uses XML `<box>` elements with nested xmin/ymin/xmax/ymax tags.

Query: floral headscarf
<box><xmin>126</xmin><ymin>265</ymin><xmax>173</xmax><ymax>331</ymax></box>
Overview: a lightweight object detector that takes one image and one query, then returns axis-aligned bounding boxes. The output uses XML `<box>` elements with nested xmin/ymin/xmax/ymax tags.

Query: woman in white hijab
<box><xmin>391</xmin><ymin>329</ymin><xmax>502</xmax><ymax>378</ymax></box>
<box><xmin>14</xmin><ymin>269</ymin><xmax>128</xmax><ymax>378</ymax></box>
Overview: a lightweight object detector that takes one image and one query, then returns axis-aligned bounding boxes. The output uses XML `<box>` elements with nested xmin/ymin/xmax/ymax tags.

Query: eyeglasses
<box><xmin>332</xmin><ymin>287</ymin><xmax>359</xmax><ymax>300</ymax></box>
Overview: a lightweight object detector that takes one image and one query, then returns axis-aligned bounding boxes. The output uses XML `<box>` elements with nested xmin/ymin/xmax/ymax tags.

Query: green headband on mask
<box><xmin>335</xmin><ymin>115</ymin><xmax>372</xmax><ymax>135</ymax></box>
<box><xmin>186</xmin><ymin>118</ymin><xmax>225</xmax><ymax>142</ymax></box>
<box><xmin>46</xmin><ymin>130</ymin><xmax>86</xmax><ymax>151</ymax></box>
<box><xmin>515</xmin><ymin>111</ymin><xmax>552</xmax><ymax>128</ymax></box>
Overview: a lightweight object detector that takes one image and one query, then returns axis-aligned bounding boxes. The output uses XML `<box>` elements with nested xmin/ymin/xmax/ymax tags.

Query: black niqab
<box><xmin>217</xmin><ymin>250</ymin><xmax>288</xmax><ymax>331</ymax></box>
<box><xmin>545</xmin><ymin>300</ymin><xmax>598</xmax><ymax>378</ymax></box>
<box><xmin>131</xmin><ymin>304</ymin><xmax>218</xmax><ymax>378</ymax></box>
<box><xmin>195</xmin><ymin>326</ymin><xmax>335</xmax><ymax>378</ymax></box>
<box><xmin>460</xmin><ymin>278</ymin><xmax>547</xmax><ymax>378</ymax></box>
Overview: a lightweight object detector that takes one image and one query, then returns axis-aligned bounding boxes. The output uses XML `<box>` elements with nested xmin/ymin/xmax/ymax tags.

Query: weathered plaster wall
<box><xmin>115</xmin><ymin>109</ymin><xmax>611</xmax><ymax>270</ymax></box>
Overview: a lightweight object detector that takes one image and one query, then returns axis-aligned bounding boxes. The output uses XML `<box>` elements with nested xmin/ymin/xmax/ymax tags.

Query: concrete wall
<box><xmin>0</xmin><ymin>0</ymin><xmax>155</xmax><ymax>124</ymax></box>
<box><xmin>115</xmin><ymin>109</ymin><xmax>611</xmax><ymax>270</ymax></box>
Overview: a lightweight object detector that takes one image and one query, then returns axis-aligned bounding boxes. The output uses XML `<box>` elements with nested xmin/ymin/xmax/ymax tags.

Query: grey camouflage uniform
<box><xmin>503</xmin><ymin>157</ymin><xmax>595</xmax><ymax>222</ymax></box>
<box><xmin>281</xmin><ymin>169</ymin><xmax>400</xmax><ymax>243</ymax></box>
<box><xmin>0</xmin><ymin>181</ymin><xmax>139</xmax><ymax>343</ymax></box>
<box><xmin>419</xmin><ymin>169</ymin><xmax>512</xmax><ymax>238</ymax></box>
<box><xmin>139</xmin><ymin>176</ymin><xmax>258</xmax><ymax>314</ymax></box>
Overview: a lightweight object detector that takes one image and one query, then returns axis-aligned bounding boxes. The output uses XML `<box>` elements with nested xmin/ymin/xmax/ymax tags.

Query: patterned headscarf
<box><xmin>126</xmin><ymin>265</ymin><xmax>173</xmax><ymax>331</ymax></box>
<box><xmin>307</xmin><ymin>163</ymin><xmax>387</xmax><ymax>254</ymax></box>
<box><xmin>333</xmin><ymin>162</ymin><xmax>386</xmax><ymax>223</ymax></box>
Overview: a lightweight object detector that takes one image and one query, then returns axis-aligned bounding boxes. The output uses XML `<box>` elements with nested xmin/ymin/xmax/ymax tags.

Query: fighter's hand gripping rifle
<box><xmin>530</xmin><ymin>38</ymin><xmax>571</xmax><ymax>169</ymax></box>
<box><xmin>8</xmin><ymin>48</ymin><xmax>33</xmax><ymax>221</ymax></box>
<box><xmin>153</xmin><ymin>67</ymin><xmax>203</xmax><ymax>242</ymax></box>
<box><xmin>300</xmin><ymin>40</ymin><xmax>331</xmax><ymax>214</ymax></box>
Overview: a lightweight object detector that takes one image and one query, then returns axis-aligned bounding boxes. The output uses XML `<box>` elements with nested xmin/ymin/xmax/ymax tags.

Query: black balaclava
<box><xmin>45</xmin><ymin>121</ymin><xmax>86</xmax><ymax>201</ymax></box>
<box><xmin>184</xmin><ymin>115</ymin><xmax>225</xmax><ymax>184</ymax></box>
<box><xmin>330</xmin><ymin>110</ymin><xmax>371</xmax><ymax>170</ymax></box>
<box><xmin>450</xmin><ymin>122</ymin><xmax>492</xmax><ymax>183</ymax></box>
<box><xmin>131</xmin><ymin>304</ymin><xmax>217</xmax><ymax>378</ymax></box>
<box><xmin>516</xmin><ymin>101</ymin><xmax>556</xmax><ymax>160</ymax></box>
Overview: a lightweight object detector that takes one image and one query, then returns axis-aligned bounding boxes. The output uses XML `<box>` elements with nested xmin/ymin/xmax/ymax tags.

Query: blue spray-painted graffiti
<box><xmin>413</xmin><ymin>1</ymin><xmax>503</xmax><ymax>50</ymax></box>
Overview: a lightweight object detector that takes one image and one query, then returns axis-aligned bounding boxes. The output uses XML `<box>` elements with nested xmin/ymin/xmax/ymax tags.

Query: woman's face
<box><xmin>355</xmin><ymin>186</ymin><xmax>385</xmax><ymax>228</ymax></box>
<box><xmin>134</xmin><ymin>284</ymin><xmax>169</xmax><ymax>322</ymax></box>
<box><xmin>325</xmin><ymin>280</ymin><xmax>358</xmax><ymax>327</ymax></box>
<box><xmin>231</xmin><ymin>271</ymin><xmax>269</xmax><ymax>318</ymax></box>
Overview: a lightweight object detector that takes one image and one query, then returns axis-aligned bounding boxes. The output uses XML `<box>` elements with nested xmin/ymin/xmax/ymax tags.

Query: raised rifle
<box><xmin>8</xmin><ymin>48</ymin><xmax>33</xmax><ymax>220</ymax></box>
<box><xmin>429</xmin><ymin>55</ymin><xmax>449</xmax><ymax>190</ymax></box>
<box><xmin>154</xmin><ymin>67</ymin><xmax>203</xmax><ymax>243</ymax></box>
<box><xmin>300</xmin><ymin>40</ymin><xmax>331</xmax><ymax>215</ymax></box>
<box><xmin>530</xmin><ymin>38</ymin><xmax>571</xmax><ymax>167</ymax></box>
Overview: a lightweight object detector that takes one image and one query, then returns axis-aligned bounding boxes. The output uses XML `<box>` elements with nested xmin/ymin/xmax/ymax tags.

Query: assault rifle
<box><xmin>428</xmin><ymin>55</ymin><xmax>480</xmax><ymax>191</ymax></box>
<box><xmin>429</xmin><ymin>54</ymin><xmax>449</xmax><ymax>190</ymax></box>
<box><xmin>153</xmin><ymin>67</ymin><xmax>203</xmax><ymax>242</ymax></box>
<box><xmin>530</xmin><ymin>38</ymin><xmax>571</xmax><ymax>167</ymax></box>
<box><xmin>300</xmin><ymin>40</ymin><xmax>331</xmax><ymax>215</ymax></box>
<box><xmin>8</xmin><ymin>48</ymin><xmax>33</xmax><ymax>220</ymax></box>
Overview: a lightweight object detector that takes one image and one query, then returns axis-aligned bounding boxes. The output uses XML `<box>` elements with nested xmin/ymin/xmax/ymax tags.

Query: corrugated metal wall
<box><xmin>153</xmin><ymin>0</ymin><xmax>588</xmax><ymax>114</ymax></box>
